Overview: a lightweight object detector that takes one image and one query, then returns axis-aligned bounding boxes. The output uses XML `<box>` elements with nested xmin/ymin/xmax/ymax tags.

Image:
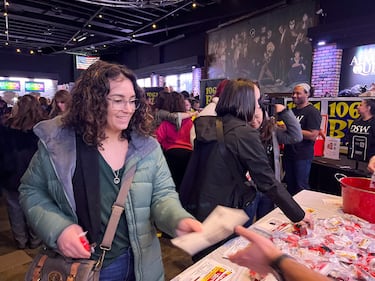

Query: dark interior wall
<box><xmin>308</xmin><ymin>0</ymin><xmax>375</xmax><ymax>48</ymax></box>
<box><xmin>103</xmin><ymin>30</ymin><xmax>207</xmax><ymax>76</ymax></box>
<box><xmin>162</xmin><ymin>32</ymin><xmax>206</xmax><ymax>63</ymax></box>
<box><xmin>0</xmin><ymin>52</ymin><xmax>74</xmax><ymax>83</ymax></box>
<box><xmin>104</xmin><ymin>45</ymin><xmax>160</xmax><ymax>70</ymax></box>
<box><xmin>102</xmin><ymin>32</ymin><xmax>206</xmax><ymax>78</ymax></box>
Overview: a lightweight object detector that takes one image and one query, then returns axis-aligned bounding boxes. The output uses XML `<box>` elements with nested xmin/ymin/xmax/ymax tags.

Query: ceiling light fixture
<box><xmin>77</xmin><ymin>36</ymin><xmax>87</xmax><ymax>42</ymax></box>
<box><xmin>76</xmin><ymin>0</ymin><xmax>185</xmax><ymax>8</ymax></box>
<box><xmin>4</xmin><ymin>1</ymin><xmax>9</xmax><ymax>42</ymax></box>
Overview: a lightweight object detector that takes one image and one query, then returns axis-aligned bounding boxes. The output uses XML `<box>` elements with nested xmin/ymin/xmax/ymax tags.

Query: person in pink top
<box><xmin>156</xmin><ymin>91</ymin><xmax>193</xmax><ymax>191</ymax></box>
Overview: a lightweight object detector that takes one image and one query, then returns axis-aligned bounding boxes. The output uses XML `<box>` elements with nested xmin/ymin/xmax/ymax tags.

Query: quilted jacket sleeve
<box><xmin>149</xmin><ymin>144</ymin><xmax>194</xmax><ymax>236</ymax></box>
<box><xmin>19</xmin><ymin>141</ymin><xmax>76</xmax><ymax>249</ymax></box>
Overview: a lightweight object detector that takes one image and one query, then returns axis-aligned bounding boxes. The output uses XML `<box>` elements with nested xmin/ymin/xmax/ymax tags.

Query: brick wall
<box><xmin>311</xmin><ymin>44</ymin><xmax>343</xmax><ymax>97</ymax></box>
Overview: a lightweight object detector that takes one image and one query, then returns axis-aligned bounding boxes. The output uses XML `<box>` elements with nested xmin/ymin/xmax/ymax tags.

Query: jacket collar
<box><xmin>34</xmin><ymin>116</ymin><xmax>77</xmax><ymax>210</ymax></box>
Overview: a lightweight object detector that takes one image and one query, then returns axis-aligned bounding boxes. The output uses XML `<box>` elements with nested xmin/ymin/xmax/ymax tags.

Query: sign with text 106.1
<box><xmin>327</xmin><ymin>100</ymin><xmax>360</xmax><ymax>145</ymax></box>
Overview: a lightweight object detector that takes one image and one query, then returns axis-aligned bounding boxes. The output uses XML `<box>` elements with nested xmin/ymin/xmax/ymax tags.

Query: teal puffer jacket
<box><xmin>19</xmin><ymin>117</ymin><xmax>194</xmax><ymax>281</ymax></box>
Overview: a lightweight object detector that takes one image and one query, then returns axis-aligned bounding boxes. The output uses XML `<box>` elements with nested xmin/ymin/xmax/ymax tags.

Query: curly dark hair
<box><xmin>63</xmin><ymin>60</ymin><xmax>153</xmax><ymax>146</ymax></box>
<box><xmin>6</xmin><ymin>94</ymin><xmax>46</xmax><ymax>131</ymax></box>
<box><xmin>160</xmin><ymin>91</ymin><xmax>185</xmax><ymax>112</ymax></box>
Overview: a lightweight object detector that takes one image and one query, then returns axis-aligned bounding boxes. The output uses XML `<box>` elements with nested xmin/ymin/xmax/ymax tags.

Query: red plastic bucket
<box><xmin>335</xmin><ymin>173</ymin><xmax>375</xmax><ymax>223</ymax></box>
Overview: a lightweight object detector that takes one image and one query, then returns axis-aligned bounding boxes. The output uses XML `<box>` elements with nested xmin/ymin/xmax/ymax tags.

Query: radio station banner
<box><xmin>286</xmin><ymin>98</ymin><xmax>362</xmax><ymax>147</ymax></box>
<box><xmin>144</xmin><ymin>87</ymin><xmax>163</xmax><ymax>104</ymax></box>
<box><xmin>327</xmin><ymin>100</ymin><xmax>361</xmax><ymax>146</ymax></box>
<box><xmin>199</xmin><ymin>78</ymin><xmax>225</xmax><ymax>107</ymax></box>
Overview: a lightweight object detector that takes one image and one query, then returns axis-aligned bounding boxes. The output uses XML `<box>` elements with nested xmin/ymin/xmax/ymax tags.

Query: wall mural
<box><xmin>207</xmin><ymin>1</ymin><xmax>316</xmax><ymax>93</ymax></box>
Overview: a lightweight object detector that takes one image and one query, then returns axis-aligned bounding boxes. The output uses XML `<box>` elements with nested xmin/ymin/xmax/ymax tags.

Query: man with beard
<box><xmin>283</xmin><ymin>83</ymin><xmax>321</xmax><ymax>195</ymax></box>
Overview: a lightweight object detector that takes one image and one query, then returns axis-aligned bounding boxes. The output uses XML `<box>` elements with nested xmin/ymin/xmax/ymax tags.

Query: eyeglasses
<box><xmin>107</xmin><ymin>97</ymin><xmax>140</xmax><ymax>110</ymax></box>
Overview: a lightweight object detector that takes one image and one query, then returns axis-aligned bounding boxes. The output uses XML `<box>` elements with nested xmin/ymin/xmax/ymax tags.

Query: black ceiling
<box><xmin>0</xmin><ymin>0</ymin><xmax>286</xmax><ymax>56</ymax></box>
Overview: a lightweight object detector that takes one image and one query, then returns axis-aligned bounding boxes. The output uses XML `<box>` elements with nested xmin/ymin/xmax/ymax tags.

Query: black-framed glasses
<box><xmin>107</xmin><ymin>97</ymin><xmax>140</xmax><ymax>110</ymax></box>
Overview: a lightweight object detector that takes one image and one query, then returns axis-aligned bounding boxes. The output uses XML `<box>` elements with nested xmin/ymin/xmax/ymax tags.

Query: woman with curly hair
<box><xmin>19</xmin><ymin>61</ymin><xmax>201</xmax><ymax>281</ymax></box>
<box><xmin>49</xmin><ymin>89</ymin><xmax>72</xmax><ymax>118</ymax></box>
<box><xmin>0</xmin><ymin>94</ymin><xmax>45</xmax><ymax>249</ymax></box>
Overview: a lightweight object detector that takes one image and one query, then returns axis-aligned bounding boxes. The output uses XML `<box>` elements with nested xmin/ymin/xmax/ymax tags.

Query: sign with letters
<box><xmin>340</xmin><ymin>44</ymin><xmax>375</xmax><ymax>91</ymax></box>
<box><xmin>199</xmin><ymin>78</ymin><xmax>225</xmax><ymax>107</ymax></box>
<box><xmin>285</xmin><ymin>98</ymin><xmax>362</xmax><ymax>148</ymax></box>
<box><xmin>144</xmin><ymin>87</ymin><xmax>163</xmax><ymax>104</ymax></box>
<box><xmin>327</xmin><ymin>100</ymin><xmax>361</xmax><ymax>146</ymax></box>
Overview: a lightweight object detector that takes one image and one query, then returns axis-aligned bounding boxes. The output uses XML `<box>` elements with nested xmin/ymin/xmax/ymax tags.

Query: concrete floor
<box><xmin>0</xmin><ymin>194</ymin><xmax>193</xmax><ymax>281</ymax></box>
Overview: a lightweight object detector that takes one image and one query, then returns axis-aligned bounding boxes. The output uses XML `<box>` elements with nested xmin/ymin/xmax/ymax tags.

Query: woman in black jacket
<box><xmin>215</xmin><ymin>79</ymin><xmax>306</xmax><ymax>222</ymax></box>
<box><xmin>0</xmin><ymin>94</ymin><xmax>45</xmax><ymax>249</ymax></box>
<box><xmin>181</xmin><ymin>79</ymin><xmax>310</xmax><ymax>261</ymax></box>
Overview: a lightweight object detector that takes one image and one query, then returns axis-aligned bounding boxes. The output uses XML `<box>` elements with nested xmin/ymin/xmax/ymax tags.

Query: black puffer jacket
<box><xmin>180</xmin><ymin>114</ymin><xmax>305</xmax><ymax>223</ymax></box>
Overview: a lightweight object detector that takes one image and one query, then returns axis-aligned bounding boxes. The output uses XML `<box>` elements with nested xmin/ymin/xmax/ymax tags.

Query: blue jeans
<box><xmin>99</xmin><ymin>248</ymin><xmax>135</xmax><ymax>281</ymax></box>
<box><xmin>284</xmin><ymin>159</ymin><xmax>312</xmax><ymax>196</ymax></box>
<box><xmin>256</xmin><ymin>193</ymin><xmax>275</xmax><ymax>219</ymax></box>
<box><xmin>243</xmin><ymin>192</ymin><xmax>260</xmax><ymax>227</ymax></box>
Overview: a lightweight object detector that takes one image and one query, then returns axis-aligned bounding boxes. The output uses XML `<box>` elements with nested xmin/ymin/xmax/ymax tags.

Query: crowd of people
<box><xmin>0</xmin><ymin>88</ymin><xmax>71</xmax><ymax>250</ymax></box>
<box><xmin>0</xmin><ymin>60</ymin><xmax>374</xmax><ymax>281</ymax></box>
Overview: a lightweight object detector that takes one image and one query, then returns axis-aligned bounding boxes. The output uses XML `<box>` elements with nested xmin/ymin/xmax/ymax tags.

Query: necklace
<box><xmin>112</xmin><ymin>169</ymin><xmax>120</xmax><ymax>184</ymax></box>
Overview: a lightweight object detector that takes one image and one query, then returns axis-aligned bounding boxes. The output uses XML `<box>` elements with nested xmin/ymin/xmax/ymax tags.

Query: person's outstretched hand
<box><xmin>228</xmin><ymin>226</ymin><xmax>282</xmax><ymax>275</ymax></box>
<box><xmin>175</xmin><ymin>218</ymin><xmax>202</xmax><ymax>236</ymax></box>
<box><xmin>368</xmin><ymin>156</ymin><xmax>375</xmax><ymax>173</ymax></box>
<box><xmin>57</xmin><ymin>224</ymin><xmax>91</xmax><ymax>258</ymax></box>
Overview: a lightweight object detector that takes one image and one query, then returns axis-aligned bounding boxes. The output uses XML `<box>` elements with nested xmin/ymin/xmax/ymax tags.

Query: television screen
<box><xmin>76</xmin><ymin>55</ymin><xmax>100</xmax><ymax>70</ymax></box>
<box><xmin>0</xmin><ymin>80</ymin><xmax>20</xmax><ymax>91</ymax></box>
<box><xmin>25</xmin><ymin>81</ymin><xmax>45</xmax><ymax>92</ymax></box>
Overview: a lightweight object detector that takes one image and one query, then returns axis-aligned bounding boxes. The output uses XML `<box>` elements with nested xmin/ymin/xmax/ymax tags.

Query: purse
<box><xmin>25</xmin><ymin>249</ymin><xmax>99</xmax><ymax>281</ymax></box>
<box><xmin>25</xmin><ymin>165</ymin><xmax>137</xmax><ymax>281</ymax></box>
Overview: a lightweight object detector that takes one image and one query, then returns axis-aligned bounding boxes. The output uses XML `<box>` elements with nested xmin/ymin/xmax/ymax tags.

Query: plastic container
<box><xmin>314</xmin><ymin>137</ymin><xmax>325</xmax><ymax>157</ymax></box>
<box><xmin>335</xmin><ymin>173</ymin><xmax>375</xmax><ymax>223</ymax></box>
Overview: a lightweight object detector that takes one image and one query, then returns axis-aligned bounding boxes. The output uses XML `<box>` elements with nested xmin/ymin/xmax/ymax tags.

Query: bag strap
<box><xmin>95</xmin><ymin>164</ymin><xmax>137</xmax><ymax>270</ymax></box>
<box><xmin>67</xmin><ymin>262</ymin><xmax>80</xmax><ymax>281</ymax></box>
<box><xmin>215</xmin><ymin>118</ymin><xmax>247</xmax><ymax>190</ymax></box>
<box><xmin>272</xmin><ymin>130</ymin><xmax>281</xmax><ymax>182</ymax></box>
<box><xmin>32</xmin><ymin>254</ymin><xmax>48</xmax><ymax>281</ymax></box>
